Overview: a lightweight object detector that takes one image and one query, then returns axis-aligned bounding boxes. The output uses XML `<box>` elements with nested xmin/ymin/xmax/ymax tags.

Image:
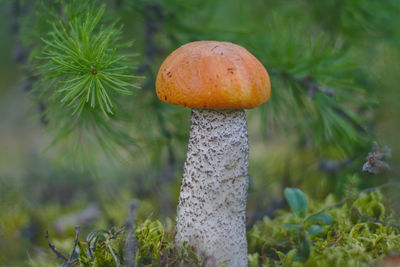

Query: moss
<box><xmin>247</xmin><ymin>189</ymin><xmax>400</xmax><ymax>266</ymax></box>
<box><xmin>69</xmin><ymin>220</ymin><xmax>203</xmax><ymax>267</ymax></box>
<box><xmin>33</xmin><ymin>188</ymin><xmax>399</xmax><ymax>267</ymax></box>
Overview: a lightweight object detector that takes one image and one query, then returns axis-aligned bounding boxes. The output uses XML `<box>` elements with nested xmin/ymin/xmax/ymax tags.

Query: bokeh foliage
<box><xmin>18</xmin><ymin>0</ymin><xmax>391</xmax><ymax>164</ymax></box>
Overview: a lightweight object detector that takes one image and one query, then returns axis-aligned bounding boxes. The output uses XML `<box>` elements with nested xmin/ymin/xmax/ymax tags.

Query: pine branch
<box><xmin>27</xmin><ymin>0</ymin><xmax>141</xmax><ymax>165</ymax></box>
<box><xmin>291</xmin><ymin>75</ymin><xmax>335</xmax><ymax>98</ymax></box>
<box><xmin>280</xmin><ymin>71</ymin><xmax>367</xmax><ymax>135</ymax></box>
<box><xmin>249</xmin><ymin>19</ymin><xmax>372</xmax><ymax>152</ymax></box>
<box><xmin>37</xmin><ymin>4</ymin><xmax>138</xmax><ymax>118</ymax></box>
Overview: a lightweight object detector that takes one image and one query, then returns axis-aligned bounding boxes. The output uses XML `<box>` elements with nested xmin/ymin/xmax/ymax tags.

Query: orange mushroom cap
<box><xmin>156</xmin><ymin>41</ymin><xmax>271</xmax><ymax>109</ymax></box>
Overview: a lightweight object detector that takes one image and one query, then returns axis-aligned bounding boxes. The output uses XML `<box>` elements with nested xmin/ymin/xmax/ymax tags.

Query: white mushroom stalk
<box><xmin>155</xmin><ymin>41</ymin><xmax>271</xmax><ymax>267</ymax></box>
<box><xmin>177</xmin><ymin>109</ymin><xmax>248</xmax><ymax>266</ymax></box>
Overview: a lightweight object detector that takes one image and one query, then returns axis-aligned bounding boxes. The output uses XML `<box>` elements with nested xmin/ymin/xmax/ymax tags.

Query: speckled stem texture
<box><xmin>177</xmin><ymin>109</ymin><xmax>249</xmax><ymax>267</ymax></box>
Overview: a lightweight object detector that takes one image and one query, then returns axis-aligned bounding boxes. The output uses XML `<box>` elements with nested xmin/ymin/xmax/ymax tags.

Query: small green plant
<box><xmin>248</xmin><ymin>184</ymin><xmax>400</xmax><ymax>266</ymax></box>
<box><xmin>280</xmin><ymin>188</ymin><xmax>334</xmax><ymax>262</ymax></box>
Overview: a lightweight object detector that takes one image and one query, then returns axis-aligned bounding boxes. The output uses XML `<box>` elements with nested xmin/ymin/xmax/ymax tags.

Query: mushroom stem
<box><xmin>177</xmin><ymin>108</ymin><xmax>249</xmax><ymax>267</ymax></box>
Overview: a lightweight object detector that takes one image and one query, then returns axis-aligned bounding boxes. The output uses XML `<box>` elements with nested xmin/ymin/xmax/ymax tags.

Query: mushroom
<box><xmin>156</xmin><ymin>41</ymin><xmax>271</xmax><ymax>266</ymax></box>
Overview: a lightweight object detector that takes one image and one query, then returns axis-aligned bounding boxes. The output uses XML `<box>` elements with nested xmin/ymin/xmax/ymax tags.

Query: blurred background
<box><xmin>0</xmin><ymin>0</ymin><xmax>399</xmax><ymax>265</ymax></box>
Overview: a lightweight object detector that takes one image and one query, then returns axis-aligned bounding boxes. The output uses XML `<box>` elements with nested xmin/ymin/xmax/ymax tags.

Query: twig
<box><xmin>156</xmin><ymin>111</ymin><xmax>176</xmax><ymax>168</ymax></box>
<box><xmin>66</xmin><ymin>226</ymin><xmax>80</xmax><ymax>265</ymax></box>
<box><xmin>318</xmin><ymin>159</ymin><xmax>351</xmax><ymax>174</ymax></box>
<box><xmin>87</xmin><ymin>232</ymin><xmax>94</xmax><ymax>261</ymax></box>
<box><xmin>59</xmin><ymin>0</ymin><xmax>67</xmax><ymax>22</ymax></box>
<box><xmin>351</xmin><ymin>208</ymin><xmax>400</xmax><ymax>231</ymax></box>
<box><xmin>275</xmin><ymin>71</ymin><xmax>335</xmax><ymax>98</ymax></box>
<box><xmin>46</xmin><ymin>230</ymin><xmax>68</xmax><ymax>262</ymax></box>
<box><xmin>10</xmin><ymin>1</ymin><xmax>48</xmax><ymax>125</ymax></box>
<box><xmin>147</xmin><ymin>212</ymin><xmax>154</xmax><ymax>220</ymax></box>
<box><xmin>362</xmin><ymin>142</ymin><xmax>392</xmax><ymax>174</ymax></box>
<box><xmin>87</xmin><ymin>243</ymin><xmax>94</xmax><ymax>261</ymax></box>
<box><xmin>124</xmin><ymin>202</ymin><xmax>138</xmax><ymax>267</ymax></box>
<box><xmin>293</xmin><ymin>75</ymin><xmax>335</xmax><ymax>98</ymax></box>
<box><xmin>358</xmin><ymin>182</ymin><xmax>395</xmax><ymax>194</ymax></box>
